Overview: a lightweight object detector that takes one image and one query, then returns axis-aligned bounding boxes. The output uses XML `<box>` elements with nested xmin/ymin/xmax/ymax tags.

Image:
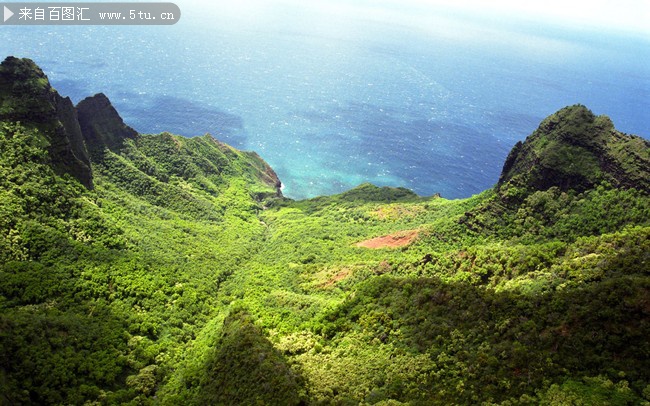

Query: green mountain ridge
<box><xmin>498</xmin><ymin>104</ymin><xmax>650</xmax><ymax>195</ymax></box>
<box><xmin>0</xmin><ymin>56</ymin><xmax>93</xmax><ymax>188</ymax></box>
<box><xmin>1</xmin><ymin>57</ymin><xmax>649</xmax><ymax>405</ymax></box>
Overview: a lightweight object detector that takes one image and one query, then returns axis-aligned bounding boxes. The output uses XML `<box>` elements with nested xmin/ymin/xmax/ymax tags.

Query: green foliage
<box><xmin>276</xmin><ymin>182</ymin><xmax>422</xmax><ymax>214</ymax></box>
<box><xmin>194</xmin><ymin>309</ymin><xmax>305</xmax><ymax>405</ymax></box>
<box><xmin>1</xmin><ymin>74</ymin><xmax>648</xmax><ymax>405</ymax></box>
<box><xmin>0</xmin><ymin>57</ymin><xmax>54</xmax><ymax>120</ymax></box>
<box><xmin>0</xmin><ymin>304</ymin><xmax>133</xmax><ymax>405</ymax></box>
<box><xmin>498</xmin><ymin>104</ymin><xmax>650</xmax><ymax>194</ymax></box>
<box><xmin>462</xmin><ymin>184</ymin><xmax>649</xmax><ymax>244</ymax></box>
<box><xmin>539</xmin><ymin>376</ymin><xmax>640</xmax><ymax>405</ymax></box>
<box><xmin>539</xmin><ymin>140</ymin><xmax>601</xmax><ymax>179</ymax></box>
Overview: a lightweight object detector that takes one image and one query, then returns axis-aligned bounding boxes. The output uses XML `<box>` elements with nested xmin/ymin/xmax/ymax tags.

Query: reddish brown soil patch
<box><xmin>319</xmin><ymin>268</ymin><xmax>352</xmax><ymax>288</ymax></box>
<box><xmin>356</xmin><ymin>230</ymin><xmax>420</xmax><ymax>249</ymax></box>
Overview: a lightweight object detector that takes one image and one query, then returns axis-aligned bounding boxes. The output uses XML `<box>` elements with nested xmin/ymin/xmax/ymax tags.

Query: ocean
<box><xmin>2</xmin><ymin>2</ymin><xmax>649</xmax><ymax>199</ymax></box>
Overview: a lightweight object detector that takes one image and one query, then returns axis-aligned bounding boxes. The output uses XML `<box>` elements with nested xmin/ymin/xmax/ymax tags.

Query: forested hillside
<box><xmin>1</xmin><ymin>57</ymin><xmax>648</xmax><ymax>405</ymax></box>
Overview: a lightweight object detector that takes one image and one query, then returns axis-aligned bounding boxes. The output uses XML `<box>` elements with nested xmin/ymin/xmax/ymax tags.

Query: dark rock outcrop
<box><xmin>498</xmin><ymin>105</ymin><xmax>650</xmax><ymax>195</ymax></box>
<box><xmin>0</xmin><ymin>56</ymin><xmax>93</xmax><ymax>188</ymax></box>
<box><xmin>76</xmin><ymin>93</ymin><xmax>138</xmax><ymax>157</ymax></box>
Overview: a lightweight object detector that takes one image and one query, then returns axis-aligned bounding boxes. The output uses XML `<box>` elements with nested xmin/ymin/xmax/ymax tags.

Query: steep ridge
<box><xmin>0</xmin><ymin>56</ymin><xmax>93</xmax><ymax>188</ymax></box>
<box><xmin>498</xmin><ymin>104</ymin><xmax>650</xmax><ymax>195</ymax></box>
<box><xmin>76</xmin><ymin>92</ymin><xmax>139</xmax><ymax>157</ymax></box>
<box><xmin>0</xmin><ymin>56</ymin><xmax>282</xmax><ymax>210</ymax></box>
<box><xmin>461</xmin><ymin>105</ymin><xmax>650</xmax><ymax>235</ymax></box>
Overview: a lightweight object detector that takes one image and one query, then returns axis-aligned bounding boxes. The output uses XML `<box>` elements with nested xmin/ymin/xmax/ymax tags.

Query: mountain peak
<box><xmin>0</xmin><ymin>56</ymin><xmax>93</xmax><ymax>188</ymax></box>
<box><xmin>76</xmin><ymin>92</ymin><xmax>138</xmax><ymax>157</ymax></box>
<box><xmin>498</xmin><ymin>105</ymin><xmax>649</xmax><ymax>195</ymax></box>
<box><xmin>0</xmin><ymin>57</ymin><xmax>284</xmax><ymax>201</ymax></box>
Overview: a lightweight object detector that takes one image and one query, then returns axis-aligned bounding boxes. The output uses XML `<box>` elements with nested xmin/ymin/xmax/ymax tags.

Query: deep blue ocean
<box><xmin>2</xmin><ymin>2</ymin><xmax>649</xmax><ymax>199</ymax></box>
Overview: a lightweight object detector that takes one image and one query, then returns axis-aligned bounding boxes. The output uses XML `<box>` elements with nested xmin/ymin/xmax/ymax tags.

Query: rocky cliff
<box><xmin>77</xmin><ymin>92</ymin><xmax>139</xmax><ymax>157</ymax></box>
<box><xmin>0</xmin><ymin>56</ymin><xmax>93</xmax><ymax>188</ymax></box>
<box><xmin>498</xmin><ymin>104</ymin><xmax>650</xmax><ymax>195</ymax></box>
<box><xmin>0</xmin><ymin>56</ymin><xmax>283</xmax><ymax>199</ymax></box>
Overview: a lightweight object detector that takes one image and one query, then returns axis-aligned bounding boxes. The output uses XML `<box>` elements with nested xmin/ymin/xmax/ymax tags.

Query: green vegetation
<box><xmin>1</xmin><ymin>57</ymin><xmax>649</xmax><ymax>405</ymax></box>
<box><xmin>498</xmin><ymin>104</ymin><xmax>650</xmax><ymax>195</ymax></box>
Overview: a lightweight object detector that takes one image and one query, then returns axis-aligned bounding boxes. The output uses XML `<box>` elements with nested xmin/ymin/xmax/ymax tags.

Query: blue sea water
<box><xmin>2</xmin><ymin>2</ymin><xmax>649</xmax><ymax>199</ymax></box>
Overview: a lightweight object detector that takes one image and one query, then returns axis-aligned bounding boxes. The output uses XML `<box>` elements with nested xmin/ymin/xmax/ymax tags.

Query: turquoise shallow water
<box><xmin>2</xmin><ymin>3</ymin><xmax>648</xmax><ymax>199</ymax></box>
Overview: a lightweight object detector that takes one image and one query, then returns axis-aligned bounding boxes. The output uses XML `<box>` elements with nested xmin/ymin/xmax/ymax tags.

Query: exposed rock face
<box><xmin>0</xmin><ymin>56</ymin><xmax>93</xmax><ymax>188</ymax></box>
<box><xmin>76</xmin><ymin>93</ymin><xmax>138</xmax><ymax>157</ymax></box>
<box><xmin>244</xmin><ymin>151</ymin><xmax>283</xmax><ymax>197</ymax></box>
<box><xmin>498</xmin><ymin>105</ymin><xmax>650</xmax><ymax>194</ymax></box>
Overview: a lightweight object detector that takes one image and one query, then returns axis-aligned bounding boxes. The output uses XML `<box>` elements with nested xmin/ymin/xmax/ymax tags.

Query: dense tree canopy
<box><xmin>1</xmin><ymin>58</ymin><xmax>649</xmax><ymax>405</ymax></box>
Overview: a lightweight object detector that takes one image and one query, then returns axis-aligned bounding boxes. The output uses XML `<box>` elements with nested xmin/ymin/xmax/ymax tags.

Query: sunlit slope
<box><xmin>0</xmin><ymin>56</ymin><xmax>648</xmax><ymax>405</ymax></box>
